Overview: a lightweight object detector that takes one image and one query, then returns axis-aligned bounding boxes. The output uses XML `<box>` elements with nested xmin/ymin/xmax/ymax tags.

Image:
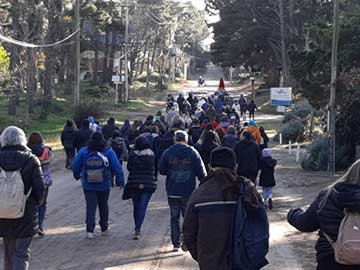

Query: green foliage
<box><xmin>283</xmin><ymin>101</ymin><xmax>313</xmax><ymax>123</ymax></box>
<box><xmin>302</xmin><ymin>137</ymin><xmax>354</xmax><ymax>171</ymax></box>
<box><xmin>136</xmin><ymin>72</ymin><xmax>161</xmax><ymax>83</ymax></box>
<box><xmin>278</xmin><ymin>120</ymin><xmax>306</xmax><ymax>143</ymax></box>
<box><xmin>81</xmin><ymin>82</ymin><xmax>111</xmax><ymax>98</ymax></box>
<box><xmin>73</xmin><ymin>102</ymin><xmax>106</xmax><ymax>128</ymax></box>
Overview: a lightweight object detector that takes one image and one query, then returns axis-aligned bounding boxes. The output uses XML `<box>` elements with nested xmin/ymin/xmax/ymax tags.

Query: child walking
<box><xmin>259</xmin><ymin>148</ymin><xmax>277</xmax><ymax>210</ymax></box>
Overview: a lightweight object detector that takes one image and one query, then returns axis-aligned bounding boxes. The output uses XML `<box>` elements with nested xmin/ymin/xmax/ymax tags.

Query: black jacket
<box><xmin>189</xmin><ymin>126</ymin><xmax>202</xmax><ymax>145</ymax></box>
<box><xmin>61</xmin><ymin>126</ymin><xmax>77</xmax><ymax>148</ymax></box>
<box><xmin>102</xmin><ymin>124</ymin><xmax>119</xmax><ymax>141</ymax></box>
<box><xmin>288</xmin><ymin>183</ymin><xmax>360</xmax><ymax>270</ymax></box>
<box><xmin>183</xmin><ymin>168</ymin><xmax>262</xmax><ymax>270</ymax></box>
<box><xmin>74</xmin><ymin>128</ymin><xmax>93</xmax><ymax>151</ymax></box>
<box><xmin>0</xmin><ymin>145</ymin><xmax>46</xmax><ymax>239</ymax></box>
<box><xmin>234</xmin><ymin>140</ymin><xmax>261</xmax><ymax>175</ymax></box>
<box><xmin>123</xmin><ymin>149</ymin><xmax>157</xmax><ymax>199</ymax></box>
<box><xmin>259</xmin><ymin>157</ymin><xmax>277</xmax><ymax>187</ymax></box>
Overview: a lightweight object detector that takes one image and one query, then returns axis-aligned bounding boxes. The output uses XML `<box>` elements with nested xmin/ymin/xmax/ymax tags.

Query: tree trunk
<box><xmin>279</xmin><ymin>0</ymin><xmax>289</xmax><ymax>87</ymax></box>
<box><xmin>102</xmin><ymin>26</ymin><xmax>111</xmax><ymax>83</ymax></box>
<box><xmin>26</xmin><ymin>48</ymin><xmax>36</xmax><ymax>114</ymax></box>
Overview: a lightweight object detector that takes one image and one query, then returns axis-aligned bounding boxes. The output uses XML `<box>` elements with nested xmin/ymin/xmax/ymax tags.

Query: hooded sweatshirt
<box><xmin>159</xmin><ymin>143</ymin><xmax>207</xmax><ymax>198</ymax></box>
<box><xmin>259</xmin><ymin>157</ymin><xmax>277</xmax><ymax>187</ymax></box>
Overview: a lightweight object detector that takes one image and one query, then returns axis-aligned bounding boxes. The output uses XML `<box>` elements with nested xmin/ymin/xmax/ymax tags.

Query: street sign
<box><xmin>271</xmin><ymin>87</ymin><xmax>293</xmax><ymax>106</ymax></box>
<box><xmin>112</xmin><ymin>75</ymin><xmax>120</xmax><ymax>83</ymax></box>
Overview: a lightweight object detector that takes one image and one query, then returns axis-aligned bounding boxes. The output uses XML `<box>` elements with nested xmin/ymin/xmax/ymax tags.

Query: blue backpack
<box><xmin>84</xmin><ymin>151</ymin><xmax>109</xmax><ymax>184</ymax></box>
<box><xmin>231</xmin><ymin>183</ymin><xmax>269</xmax><ymax>270</ymax></box>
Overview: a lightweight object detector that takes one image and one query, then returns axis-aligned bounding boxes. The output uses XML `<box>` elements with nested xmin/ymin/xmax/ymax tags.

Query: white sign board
<box><xmin>277</xmin><ymin>106</ymin><xmax>286</xmax><ymax>113</ymax></box>
<box><xmin>112</xmin><ymin>75</ymin><xmax>125</xmax><ymax>83</ymax></box>
<box><xmin>271</xmin><ymin>87</ymin><xmax>293</xmax><ymax>106</ymax></box>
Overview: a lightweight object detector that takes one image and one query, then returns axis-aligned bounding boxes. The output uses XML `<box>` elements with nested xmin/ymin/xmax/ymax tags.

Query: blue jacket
<box><xmin>72</xmin><ymin>147</ymin><xmax>125</xmax><ymax>191</ymax></box>
<box><xmin>159</xmin><ymin>143</ymin><xmax>207</xmax><ymax>198</ymax></box>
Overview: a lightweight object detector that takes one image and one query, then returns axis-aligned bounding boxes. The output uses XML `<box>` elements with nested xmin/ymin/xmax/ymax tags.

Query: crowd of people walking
<box><xmin>1</xmin><ymin>91</ymin><xmax>360</xmax><ymax>270</ymax></box>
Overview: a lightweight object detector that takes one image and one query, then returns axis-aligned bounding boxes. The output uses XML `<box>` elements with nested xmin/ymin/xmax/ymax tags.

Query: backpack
<box><xmin>84</xmin><ymin>152</ymin><xmax>109</xmax><ymax>184</ymax></box>
<box><xmin>111</xmin><ymin>138</ymin><xmax>128</xmax><ymax>161</ymax></box>
<box><xmin>324</xmin><ymin>210</ymin><xmax>360</xmax><ymax>265</ymax></box>
<box><xmin>0</xmin><ymin>168</ymin><xmax>32</xmax><ymax>219</ymax></box>
<box><xmin>231</xmin><ymin>183</ymin><xmax>269</xmax><ymax>270</ymax></box>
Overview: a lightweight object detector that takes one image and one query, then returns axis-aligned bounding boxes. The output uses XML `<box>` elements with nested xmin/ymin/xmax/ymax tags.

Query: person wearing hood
<box><xmin>215</xmin><ymin>98</ymin><xmax>223</xmax><ymax>116</ymax></box>
<box><xmin>88</xmin><ymin>116</ymin><xmax>102</xmax><ymax>133</ymax></box>
<box><xmin>288</xmin><ymin>160</ymin><xmax>360</xmax><ymax>270</ymax></box>
<box><xmin>234</xmin><ymin>131</ymin><xmax>261</xmax><ymax>184</ymax></box>
<box><xmin>244</xmin><ymin>120</ymin><xmax>261</xmax><ymax>145</ymax></box>
<box><xmin>259</xmin><ymin>148</ymin><xmax>277</xmax><ymax>210</ymax></box>
<box><xmin>102</xmin><ymin>117</ymin><xmax>119</xmax><ymax>141</ymax></box>
<box><xmin>74</xmin><ymin>119</ymin><xmax>94</xmax><ymax>152</ymax></box>
<box><xmin>123</xmin><ymin>136</ymin><xmax>157</xmax><ymax>240</ymax></box>
<box><xmin>28</xmin><ymin>132</ymin><xmax>53</xmax><ymax>237</ymax></box>
<box><xmin>72</xmin><ymin>132</ymin><xmax>125</xmax><ymax>239</ymax></box>
<box><xmin>189</xmin><ymin>118</ymin><xmax>202</xmax><ymax>145</ymax></box>
<box><xmin>107</xmin><ymin>130</ymin><xmax>129</xmax><ymax>165</ymax></box>
<box><xmin>0</xmin><ymin>127</ymin><xmax>45</xmax><ymax>270</ymax></box>
<box><xmin>159</xmin><ymin>130</ymin><xmax>207</xmax><ymax>251</ymax></box>
<box><xmin>222</xmin><ymin>126</ymin><xmax>239</xmax><ymax>150</ymax></box>
<box><xmin>61</xmin><ymin>120</ymin><xmax>77</xmax><ymax>169</ymax></box>
<box><xmin>182</xmin><ymin>147</ymin><xmax>262</xmax><ymax>270</ymax></box>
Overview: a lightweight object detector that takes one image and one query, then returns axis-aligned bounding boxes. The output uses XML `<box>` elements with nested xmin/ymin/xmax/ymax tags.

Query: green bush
<box><xmin>82</xmin><ymin>82</ymin><xmax>111</xmax><ymax>98</ymax></box>
<box><xmin>302</xmin><ymin>137</ymin><xmax>354</xmax><ymax>171</ymax></box>
<box><xmin>283</xmin><ymin>101</ymin><xmax>313</xmax><ymax>123</ymax></box>
<box><xmin>275</xmin><ymin>120</ymin><xmax>305</xmax><ymax>143</ymax></box>
<box><xmin>136</xmin><ymin>72</ymin><xmax>161</xmax><ymax>83</ymax></box>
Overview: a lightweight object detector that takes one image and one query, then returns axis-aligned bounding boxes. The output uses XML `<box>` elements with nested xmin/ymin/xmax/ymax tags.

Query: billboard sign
<box><xmin>271</xmin><ymin>87</ymin><xmax>293</xmax><ymax>106</ymax></box>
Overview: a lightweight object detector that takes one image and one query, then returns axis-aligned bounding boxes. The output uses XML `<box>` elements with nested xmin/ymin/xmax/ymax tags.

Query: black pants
<box><xmin>84</xmin><ymin>190</ymin><xmax>110</xmax><ymax>233</ymax></box>
<box><xmin>64</xmin><ymin>147</ymin><xmax>75</xmax><ymax>169</ymax></box>
<box><xmin>249</xmin><ymin>111</ymin><xmax>255</xmax><ymax>120</ymax></box>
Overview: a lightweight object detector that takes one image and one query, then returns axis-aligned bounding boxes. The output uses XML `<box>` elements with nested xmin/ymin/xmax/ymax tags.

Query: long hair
<box><xmin>320</xmin><ymin>159</ymin><xmax>360</xmax><ymax>209</ymax></box>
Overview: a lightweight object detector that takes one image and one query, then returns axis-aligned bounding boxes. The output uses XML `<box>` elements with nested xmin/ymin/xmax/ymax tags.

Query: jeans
<box><xmin>3</xmin><ymin>238</ymin><xmax>32</xmax><ymax>270</ymax></box>
<box><xmin>168</xmin><ymin>197</ymin><xmax>188</xmax><ymax>247</ymax></box>
<box><xmin>64</xmin><ymin>147</ymin><xmax>75</xmax><ymax>169</ymax></box>
<box><xmin>262</xmin><ymin>187</ymin><xmax>273</xmax><ymax>206</ymax></box>
<box><xmin>38</xmin><ymin>187</ymin><xmax>49</xmax><ymax>231</ymax></box>
<box><xmin>84</xmin><ymin>190</ymin><xmax>110</xmax><ymax>233</ymax></box>
<box><xmin>132</xmin><ymin>192</ymin><xmax>153</xmax><ymax>232</ymax></box>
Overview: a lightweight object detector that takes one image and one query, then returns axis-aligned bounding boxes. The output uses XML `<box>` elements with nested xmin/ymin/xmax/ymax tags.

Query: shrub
<box><xmin>136</xmin><ymin>72</ymin><xmax>161</xmax><ymax>83</ymax></box>
<box><xmin>302</xmin><ymin>137</ymin><xmax>354</xmax><ymax>171</ymax></box>
<box><xmin>276</xmin><ymin>120</ymin><xmax>306</xmax><ymax>143</ymax></box>
<box><xmin>82</xmin><ymin>83</ymin><xmax>111</xmax><ymax>98</ymax></box>
<box><xmin>283</xmin><ymin>101</ymin><xmax>313</xmax><ymax>123</ymax></box>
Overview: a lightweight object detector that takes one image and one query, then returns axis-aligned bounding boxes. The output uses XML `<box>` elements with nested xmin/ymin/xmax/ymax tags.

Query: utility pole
<box><xmin>74</xmin><ymin>0</ymin><xmax>80</xmax><ymax>108</ymax></box>
<box><xmin>124</xmin><ymin>0</ymin><xmax>129</xmax><ymax>102</ymax></box>
<box><xmin>329</xmin><ymin>0</ymin><xmax>340</xmax><ymax>173</ymax></box>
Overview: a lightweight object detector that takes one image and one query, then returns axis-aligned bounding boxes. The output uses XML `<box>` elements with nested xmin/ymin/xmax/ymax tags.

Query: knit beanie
<box><xmin>210</xmin><ymin>147</ymin><xmax>237</xmax><ymax>170</ymax></box>
<box><xmin>262</xmin><ymin>148</ymin><xmax>272</xmax><ymax>158</ymax></box>
<box><xmin>249</xmin><ymin>120</ymin><xmax>256</xmax><ymax>126</ymax></box>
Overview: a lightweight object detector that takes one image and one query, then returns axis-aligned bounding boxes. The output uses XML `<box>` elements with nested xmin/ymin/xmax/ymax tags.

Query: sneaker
<box><xmin>173</xmin><ymin>245</ymin><xmax>180</xmax><ymax>252</ymax></box>
<box><xmin>38</xmin><ymin>229</ymin><xmax>45</xmax><ymax>237</ymax></box>
<box><xmin>268</xmin><ymin>199</ymin><xmax>273</xmax><ymax>210</ymax></box>
<box><xmin>133</xmin><ymin>230</ymin><xmax>141</xmax><ymax>240</ymax></box>
<box><xmin>86</xmin><ymin>232</ymin><xmax>94</xmax><ymax>239</ymax></box>
<box><xmin>101</xmin><ymin>228</ymin><xmax>110</xmax><ymax>236</ymax></box>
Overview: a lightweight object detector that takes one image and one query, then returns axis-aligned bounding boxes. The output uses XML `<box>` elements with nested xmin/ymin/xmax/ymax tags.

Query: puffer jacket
<box><xmin>288</xmin><ymin>182</ymin><xmax>360</xmax><ymax>270</ymax></box>
<box><xmin>0</xmin><ymin>145</ymin><xmax>46</xmax><ymax>239</ymax></box>
<box><xmin>123</xmin><ymin>148</ymin><xmax>157</xmax><ymax>199</ymax></box>
<box><xmin>183</xmin><ymin>168</ymin><xmax>262</xmax><ymax>270</ymax></box>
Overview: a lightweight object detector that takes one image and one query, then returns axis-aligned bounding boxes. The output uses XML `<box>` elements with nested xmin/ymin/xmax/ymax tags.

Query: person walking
<box><xmin>239</xmin><ymin>94</ymin><xmax>248</xmax><ymax>120</ymax></box>
<box><xmin>259</xmin><ymin>126</ymin><xmax>270</xmax><ymax>151</ymax></box>
<box><xmin>72</xmin><ymin>132</ymin><xmax>125</xmax><ymax>239</ymax></box>
<box><xmin>120</xmin><ymin>119</ymin><xmax>131</xmax><ymax>146</ymax></box>
<box><xmin>235</xmin><ymin>131</ymin><xmax>261</xmax><ymax>184</ymax></box>
<box><xmin>0</xmin><ymin>126</ymin><xmax>45</xmax><ymax>270</ymax></box>
<box><xmin>74</xmin><ymin>119</ymin><xmax>94</xmax><ymax>152</ymax></box>
<box><xmin>123</xmin><ymin>136</ymin><xmax>157</xmax><ymax>240</ymax></box>
<box><xmin>288</xmin><ymin>160</ymin><xmax>360</xmax><ymax>270</ymax></box>
<box><xmin>159</xmin><ymin>130</ymin><xmax>207</xmax><ymax>251</ymax></box>
<box><xmin>199</xmin><ymin>131</ymin><xmax>221</xmax><ymax>172</ymax></box>
<box><xmin>183</xmin><ymin>147</ymin><xmax>263</xmax><ymax>270</ymax></box>
<box><xmin>222</xmin><ymin>126</ymin><xmax>239</xmax><ymax>150</ymax></box>
<box><xmin>107</xmin><ymin>130</ymin><xmax>129</xmax><ymax>165</ymax></box>
<box><xmin>259</xmin><ymin>148</ymin><xmax>277</xmax><ymax>210</ymax></box>
<box><xmin>102</xmin><ymin>117</ymin><xmax>119</xmax><ymax>141</ymax></box>
<box><xmin>244</xmin><ymin>120</ymin><xmax>262</xmax><ymax>145</ymax></box>
<box><xmin>61</xmin><ymin>120</ymin><xmax>77</xmax><ymax>170</ymax></box>
<box><xmin>27</xmin><ymin>132</ymin><xmax>53</xmax><ymax>236</ymax></box>
<box><xmin>248</xmin><ymin>100</ymin><xmax>258</xmax><ymax>120</ymax></box>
